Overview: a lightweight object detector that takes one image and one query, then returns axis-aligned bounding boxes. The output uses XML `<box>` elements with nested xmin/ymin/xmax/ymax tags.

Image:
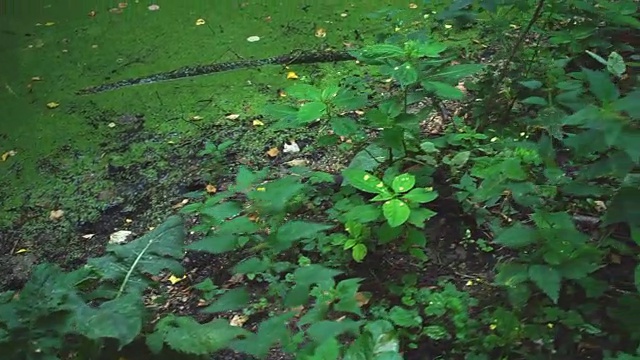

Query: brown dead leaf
<box><xmin>315</xmin><ymin>28</ymin><xmax>326</xmax><ymax>38</ymax></box>
<box><xmin>355</xmin><ymin>292</ymin><xmax>370</xmax><ymax>306</ymax></box>
<box><xmin>206</xmin><ymin>184</ymin><xmax>217</xmax><ymax>193</ymax></box>
<box><xmin>266</xmin><ymin>147</ymin><xmax>280</xmax><ymax>157</ymax></box>
<box><xmin>172</xmin><ymin>199</ymin><xmax>189</xmax><ymax>209</ymax></box>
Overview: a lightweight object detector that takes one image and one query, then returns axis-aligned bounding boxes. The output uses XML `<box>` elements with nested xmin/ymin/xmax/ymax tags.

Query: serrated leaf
<box><xmin>287</xmin><ymin>83</ymin><xmax>323</xmax><ymax>101</ymax></box>
<box><xmin>276</xmin><ymin>221</ymin><xmax>333</xmax><ymax>249</ymax></box>
<box><xmin>429</xmin><ymin>63</ymin><xmax>484</xmax><ymax>81</ymax></box>
<box><xmin>528</xmin><ymin>265</ymin><xmax>561</xmax><ymax>303</ymax></box>
<box><xmin>393</xmin><ymin>62</ymin><xmax>419</xmax><ymax>87</ymax></box>
<box><xmin>202</xmin><ymin>287</ymin><xmax>250</xmax><ymax>313</ymax></box>
<box><xmin>233</xmin><ymin>257</ymin><xmax>270</xmax><ymax>274</ymax></box>
<box><xmin>298</xmin><ymin>101</ymin><xmax>327</xmax><ymax>123</ymax></box>
<box><xmin>494</xmin><ymin>223</ymin><xmax>538</xmax><ymax>248</ymax></box>
<box><xmin>582</xmin><ymin>68</ymin><xmax>619</xmax><ymax>104</ymax></box>
<box><xmin>186</xmin><ymin>233</ymin><xmax>238</xmax><ymax>254</ymax></box>
<box><xmin>382</xmin><ymin>199</ymin><xmax>411</xmax><ymax>227</ymax></box>
<box><xmin>307</xmin><ymin>320</ymin><xmax>362</xmax><ymax>344</ymax></box>
<box><xmin>422</xmin><ymin>80</ymin><xmax>464</xmax><ymax>99</ymax></box>
<box><xmin>391</xmin><ymin>173</ymin><xmax>415</xmax><ymax>193</ymax></box>
<box><xmin>294</xmin><ymin>264</ymin><xmax>342</xmax><ymax>286</ymax></box>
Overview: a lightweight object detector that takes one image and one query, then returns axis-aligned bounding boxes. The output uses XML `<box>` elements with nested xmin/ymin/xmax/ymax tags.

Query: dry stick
<box><xmin>486</xmin><ymin>0</ymin><xmax>546</xmax><ymax>126</ymax></box>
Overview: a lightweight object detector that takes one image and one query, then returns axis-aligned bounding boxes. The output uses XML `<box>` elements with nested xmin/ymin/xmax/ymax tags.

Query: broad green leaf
<box><xmin>321</xmin><ymin>85</ymin><xmax>340</xmax><ymax>101</ymax></box>
<box><xmin>422</xmin><ymin>325</ymin><xmax>449</xmax><ymax>340</ymax></box>
<box><xmin>422</xmin><ymin>81</ymin><xmax>464</xmax><ymax>100</ymax></box>
<box><xmin>233</xmin><ymin>257</ymin><xmax>270</xmax><ymax>274</ymax></box>
<box><xmin>407</xmin><ymin>207</ymin><xmax>437</xmax><ymax>228</ymax></box>
<box><xmin>392</xmin><ymin>62</ymin><xmax>419</xmax><ymax>87</ymax></box>
<box><xmin>382</xmin><ymin>199</ymin><xmax>411</xmax><ymax>227</ymax></box>
<box><xmin>297</xmin><ymin>101</ymin><xmax>327</xmax><ymax>123</ymax></box>
<box><xmin>388</xmin><ymin>306</ymin><xmax>422</xmax><ymax>327</ymax></box>
<box><xmin>582</xmin><ymin>68</ymin><xmax>619</xmax><ymax>104</ymax></box>
<box><xmin>294</xmin><ymin>264</ymin><xmax>342</xmax><ymax>286</ymax></box>
<box><xmin>202</xmin><ymin>287</ymin><xmax>250</xmax><ymax>313</ymax></box>
<box><xmin>402</xmin><ymin>188</ymin><xmax>438</xmax><ymax>203</ymax></box>
<box><xmin>307</xmin><ymin>320</ymin><xmax>362</xmax><ymax>344</ymax></box>
<box><xmin>391</xmin><ymin>173</ymin><xmax>415</xmax><ymax>193</ymax></box>
<box><xmin>262</xmin><ymin>104</ymin><xmax>298</xmax><ymax>126</ymax></box>
<box><xmin>519</xmin><ymin>80</ymin><xmax>543</xmax><ymax>89</ymax></box>
<box><xmin>334</xmin><ymin>278</ymin><xmax>364</xmax><ymax>316</ymax></box>
<box><xmin>528</xmin><ymin>265</ymin><xmax>562</xmax><ymax>303</ymax></box>
<box><xmin>287</xmin><ymin>83</ymin><xmax>323</xmax><ymax>101</ymax></box>
<box><xmin>420</xmin><ymin>141</ymin><xmax>439</xmax><ymax>153</ymax></box>
<box><xmin>449</xmin><ymin>151</ymin><xmax>471</xmax><ymax>168</ymax></box>
<box><xmin>249</xmin><ymin>176</ymin><xmax>304</xmax><ymax>213</ymax></box>
<box><xmin>276</xmin><ymin>221</ymin><xmax>333</xmax><ymax>245</ymax></box>
<box><xmin>343</xmin><ymin>169</ymin><xmax>390</xmax><ymax>194</ymax></box>
<box><xmin>199</xmin><ymin>201</ymin><xmax>243</xmax><ymax>224</ymax></box>
<box><xmin>430</xmin><ymin>63</ymin><xmax>484</xmax><ymax>81</ymax></box>
<box><xmin>607</xmin><ymin>51</ymin><xmax>626</xmax><ymax>77</ymax></box>
<box><xmin>521</xmin><ymin>96</ymin><xmax>547</xmax><ymax>106</ymax></box>
<box><xmin>413</xmin><ymin>41</ymin><xmax>447</xmax><ymax>57</ymax></box>
<box><xmin>352</xmin><ymin>244</ymin><xmax>368</xmax><ymax>262</ymax></box>
<box><xmin>78</xmin><ymin>292</ymin><xmax>144</xmax><ymax>348</ymax></box>
<box><xmin>187</xmin><ymin>233</ymin><xmax>238</xmax><ymax>254</ymax></box>
<box><xmin>308</xmin><ymin>338</ymin><xmax>341</xmax><ymax>360</ymax></box>
<box><xmin>331</xmin><ymin>117</ymin><xmax>361</xmax><ymax>137</ymax></box>
<box><xmin>356</xmin><ymin>44</ymin><xmax>405</xmax><ymax>61</ymax></box>
<box><xmin>333</xmin><ymin>91</ymin><xmax>368</xmax><ymax>111</ymax></box>
<box><xmin>494</xmin><ymin>223</ymin><xmax>538</xmax><ymax>248</ymax></box>
<box><xmin>150</xmin><ymin>315</ymin><xmax>250</xmax><ymax>355</ymax></box>
<box><xmin>231</xmin><ymin>312</ymin><xmax>296</xmax><ymax>357</ymax></box>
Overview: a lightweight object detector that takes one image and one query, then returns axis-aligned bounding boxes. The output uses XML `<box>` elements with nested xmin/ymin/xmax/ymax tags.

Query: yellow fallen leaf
<box><xmin>168</xmin><ymin>274</ymin><xmax>186</xmax><ymax>284</ymax></box>
<box><xmin>190</xmin><ymin>115</ymin><xmax>204</xmax><ymax>121</ymax></box>
<box><xmin>172</xmin><ymin>199</ymin><xmax>189</xmax><ymax>209</ymax></box>
<box><xmin>46</xmin><ymin>102</ymin><xmax>59</xmax><ymax>109</ymax></box>
<box><xmin>206</xmin><ymin>184</ymin><xmax>217</xmax><ymax>193</ymax></box>
<box><xmin>15</xmin><ymin>248</ymin><xmax>29</xmax><ymax>254</ymax></box>
<box><xmin>230</xmin><ymin>314</ymin><xmax>249</xmax><ymax>327</ymax></box>
<box><xmin>409</xmin><ymin>3</ymin><xmax>418</xmax><ymax>8</ymax></box>
<box><xmin>315</xmin><ymin>28</ymin><xmax>326</xmax><ymax>38</ymax></box>
<box><xmin>286</xmin><ymin>71</ymin><xmax>299</xmax><ymax>80</ymax></box>
<box><xmin>44</xmin><ymin>22</ymin><xmax>55</xmax><ymax>26</ymax></box>
<box><xmin>1</xmin><ymin>150</ymin><xmax>17</xmax><ymax>161</ymax></box>
<box><xmin>252</xmin><ymin>119</ymin><xmax>264</xmax><ymax>126</ymax></box>
<box><xmin>195</xmin><ymin>18</ymin><xmax>206</xmax><ymax>26</ymax></box>
<box><xmin>31</xmin><ymin>76</ymin><xmax>42</xmax><ymax>81</ymax></box>
<box><xmin>256</xmin><ymin>187</ymin><xmax>266</xmax><ymax>192</ymax></box>
<box><xmin>225</xmin><ymin>113</ymin><xmax>240</xmax><ymax>120</ymax></box>
<box><xmin>266</xmin><ymin>147</ymin><xmax>279</xmax><ymax>157</ymax></box>
<box><xmin>49</xmin><ymin>209</ymin><xmax>64</xmax><ymax>221</ymax></box>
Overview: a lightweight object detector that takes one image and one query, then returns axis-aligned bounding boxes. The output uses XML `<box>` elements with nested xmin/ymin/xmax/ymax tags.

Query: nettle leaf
<box><xmin>307</xmin><ymin>320</ymin><xmax>362</xmax><ymax>344</ymax></box>
<box><xmin>231</xmin><ymin>312</ymin><xmax>296</xmax><ymax>357</ymax></box>
<box><xmin>382</xmin><ymin>199</ymin><xmax>411</xmax><ymax>227</ymax></box>
<box><xmin>298</xmin><ymin>101</ymin><xmax>328</xmax><ymax>123</ymax></box>
<box><xmin>343</xmin><ymin>169</ymin><xmax>391</xmax><ymax>194</ymax></box>
<box><xmin>582</xmin><ymin>68</ymin><xmax>619</xmax><ymax>104</ymax></box>
<box><xmin>187</xmin><ymin>233</ymin><xmax>238</xmax><ymax>254</ymax></box>
<box><xmin>392</xmin><ymin>62</ymin><xmax>419</xmax><ymax>87</ymax></box>
<box><xmin>391</xmin><ymin>173</ymin><xmax>415</xmax><ymax>193</ymax></box>
<box><xmin>356</xmin><ymin>44</ymin><xmax>405</xmax><ymax>62</ymax></box>
<box><xmin>233</xmin><ymin>257</ymin><xmax>270</xmax><ymax>274</ymax></box>
<box><xmin>430</xmin><ymin>63</ymin><xmax>484</xmax><ymax>81</ymax></box>
<box><xmin>294</xmin><ymin>264</ymin><xmax>343</xmax><ymax>286</ymax></box>
<box><xmin>334</xmin><ymin>278</ymin><xmax>364</xmax><ymax>316</ymax></box>
<box><xmin>407</xmin><ymin>207</ymin><xmax>437</xmax><ymax>228</ymax></box>
<box><xmin>287</xmin><ymin>83</ymin><xmax>323</xmax><ymax>101</ymax></box>
<box><xmin>199</xmin><ymin>201</ymin><xmax>243</xmax><ymax>224</ymax></box>
<box><xmin>388</xmin><ymin>306</ymin><xmax>422</xmax><ymax>328</ymax></box>
<box><xmin>494</xmin><ymin>223</ymin><xmax>538</xmax><ymax>248</ymax></box>
<box><xmin>422</xmin><ymin>81</ymin><xmax>465</xmax><ymax>100</ymax></box>
<box><xmin>202</xmin><ymin>287</ymin><xmax>250</xmax><ymax>313</ymax></box>
<box><xmin>402</xmin><ymin>188</ymin><xmax>438</xmax><ymax>203</ymax></box>
<box><xmin>275</xmin><ymin>221</ymin><xmax>333</xmax><ymax>250</ymax></box>
<box><xmin>528</xmin><ymin>265</ymin><xmax>562</xmax><ymax>304</ymax></box>
<box><xmin>413</xmin><ymin>41</ymin><xmax>447</xmax><ymax>57</ymax></box>
<box><xmin>331</xmin><ymin>116</ymin><xmax>361</xmax><ymax>137</ymax></box>
<box><xmin>308</xmin><ymin>337</ymin><xmax>341</xmax><ymax>360</ymax></box>
<box><xmin>250</xmin><ymin>176</ymin><xmax>305</xmax><ymax>214</ymax></box>
<box><xmin>76</xmin><ymin>292</ymin><xmax>144</xmax><ymax>348</ymax></box>
<box><xmin>332</xmin><ymin>91</ymin><xmax>368</xmax><ymax>111</ymax></box>
<box><xmin>148</xmin><ymin>315</ymin><xmax>250</xmax><ymax>355</ymax></box>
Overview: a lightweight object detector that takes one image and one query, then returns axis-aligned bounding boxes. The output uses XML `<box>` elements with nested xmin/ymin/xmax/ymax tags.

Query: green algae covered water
<box><xmin>0</xmin><ymin>1</ymin><xmax>399</xmax><ymax>230</ymax></box>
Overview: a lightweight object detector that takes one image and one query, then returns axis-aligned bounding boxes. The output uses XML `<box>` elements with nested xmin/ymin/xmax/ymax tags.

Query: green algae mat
<box><xmin>0</xmin><ymin>1</ymin><xmax>400</xmax><ymax>257</ymax></box>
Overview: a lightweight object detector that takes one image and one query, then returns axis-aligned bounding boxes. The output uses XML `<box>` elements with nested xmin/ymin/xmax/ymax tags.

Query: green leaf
<box><xmin>407</xmin><ymin>207</ymin><xmax>437</xmax><ymax>228</ymax></box>
<box><xmin>430</xmin><ymin>63</ymin><xmax>484</xmax><ymax>81</ymax></box>
<box><xmin>582</xmin><ymin>68</ymin><xmax>619</xmax><ymax>104</ymax></box>
<box><xmin>231</xmin><ymin>312</ymin><xmax>296</xmax><ymax>357</ymax></box>
<box><xmin>413</xmin><ymin>41</ymin><xmax>447</xmax><ymax>57</ymax></box>
<box><xmin>334</xmin><ymin>278</ymin><xmax>363</xmax><ymax>316</ymax></box>
<box><xmin>233</xmin><ymin>257</ymin><xmax>270</xmax><ymax>274</ymax></box>
<box><xmin>78</xmin><ymin>292</ymin><xmax>144</xmax><ymax>348</ymax></box>
<box><xmin>402</xmin><ymin>188</ymin><xmax>438</xmax><ymax>203</ymax></box>
<box><xmin>276</xmin><ymin>221</ymin><xmax>333</xmax><ymax>248</ymax></box>
<box><xmin>332</xmin><ymin>91</ymin><xmax>368</xmax><ymax>111</ymax></box>
<box><xmin>331</xmin><ymin>117</ymin><xmax>361</xmax><ymax>137</ymax></box>
<box><xmin>287</xmin><ymin>83</ymin><xmax>323</xmax><ymax>101</ymax></box>
<box><xmin>150</xmin><ymin>315</ymin><xmax>249</xmax><ymax>355</ymax></box>
<box><xmin>307</xmin><ymin>320</ymin><xmax>362</xmax><ymax>344</ymax></box>
<box><xmin>308</xmin><ymin>338</ymin><xmax>341</xmax><ymax>360</ymax></box>
<box><xmin>297</xmin><ymin>101</ymin><xmax>327</xmax><ymax>123</ymax></box>
<box><xmin>202</xmin><ymin>287</ymin><xmax>250</xmax><ymax>313</ymax></box>
<box><xmin>422</xmin><ymin>81</ymin><xmax>464</xmax><ymax>100</ymax></box>
<box><xmin>494</xmin><ymin>223</ymin><xmax>538</xmax><ymax>248</ymax></box>
<box><xmin>519</xmin><ymin>80</ymin><xmax>543</xmax><ymax>90</ymax></box>
<box><xmin>607</xmin><ymin>51</ymin><xmax>626</xmax><ymax>77</ymax></box>
<box><xmin>528</xmin><ymin>265</ymin><xmax>562</xmax><ymax>303</ymax></box>
<box><xmin>382</xmin><ymin>199</ymin><xmax>411</xmax><ymax>227</ymax></box>
<box><xmin>356</xmin><ymin>44</ymin><xmax>405</xmax><ymax>62</ymax></box>
<box><xmin>422</xmin><ymin>325</ymin><xmax>449</xmax><ymax>340</ymax></box>
<box><xmin>343</xmin><ymin>169</ymin><xmax>391</xmax><ymax>194</ymax></box>
<box><xmin>352</xmin><ymin>244</ymin><xmax>368</xmax><ymax>262</ymax></box>
<box><xmin>391</xmin><ymin>173</ymin><xmax>415</xmax><ymax>193</ymax></box>
<box><xmin>521</xmin><ymin>96</ymin><xmax>548</xmax><ymax>106</ymax></box>
<box><xmin>388</xmin><ymin>306</ymin><xmax>422</xmax><ymax>328</ymax></box>
<box><xmin>420</xmin><ymin>141</ymin><xmax>439</xmax><ymax>153</ymax></box>
<box><xmin>186</xmin><ymin>233</ymin><xmax>239</xmax><ymax>254</ymax></box>
<box><xmin>449</xmin><ymin>151</ymin><xmax>471</xmax><ymax>168</ymax></box>
<box><xmin>392</xmin><ymin>62</ymin><xmax>419</xmax><ymax>87</ymax></box>
<box><xmin>294</xmin><ymin>264</ymin><xmax>342</xmax><ymax>286</ymax></box>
